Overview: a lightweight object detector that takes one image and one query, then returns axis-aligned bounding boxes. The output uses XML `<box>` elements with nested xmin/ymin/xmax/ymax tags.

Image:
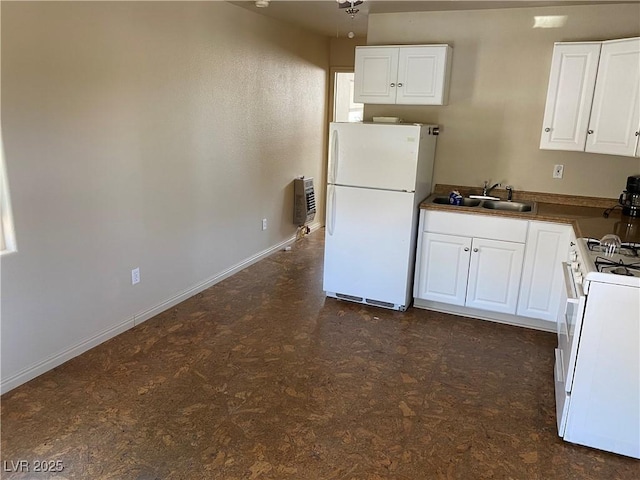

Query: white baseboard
<box><xmin>1</xmin><ymin>229</ymin><xmax>316</xmax><ymax>395</ymax></box>
<box><xmin>133</xmin><ymin>230</ymin><xmax>311</xmax><ymax>325</ymax></box>
<box><xmin>0</xmin><ymin>317</ymin><xmax>135</xmax><ymax>395</ymax></box>
<box><xmin>308</xmin><ymin>221</ymin><xmax>322</xmax><ymax>233</ymax></box>
<box><xmin>413</xmin><ymin>299</ymin><xmax>556</xmax><ymax>333</ymax></box>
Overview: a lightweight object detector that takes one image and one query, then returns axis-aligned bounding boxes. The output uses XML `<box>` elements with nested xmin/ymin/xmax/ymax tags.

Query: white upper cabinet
<box><xmin>586</xmin><ymin>38</ymin><xmax>640</xmax><ymax>156</ymax></box>
<box><xmin>354</xmin><ymin>45</ymin><xmax>452</xmax><ymax>105</ymax></box>
<box><xmin>353</xmin><ymin>47</ymin><xmax>399</xmax><ymax>105</ymax></box>
<box><xmin>396</xmin><ymin>46</ymin><xmax>451</xmax><ymax>105</ymax></box>
<box><xmin>540</xmin><ymin>37</ymin><xmax>640</xmax><ymax>157</ymax></box>
<box><xmin>540</xmin><ymin>43</ymin><xmax>601</xmax><ymax>151</ymax></box>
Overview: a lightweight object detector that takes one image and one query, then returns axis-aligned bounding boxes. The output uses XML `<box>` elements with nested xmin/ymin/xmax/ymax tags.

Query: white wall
<box><xmin>366</xmin><ymin>4</ymin><xmax>640</xmax><ymax>198</ymax></box>
<box><xmin>1</xmin><ymin>2</ymin><xmax>328</xmax><ymax>392</ymax></box>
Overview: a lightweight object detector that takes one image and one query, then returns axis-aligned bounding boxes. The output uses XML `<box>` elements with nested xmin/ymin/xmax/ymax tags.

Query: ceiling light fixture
<box><xmin>336</xmin><ymin>0</ymin><xmax>364</xmax><ymax>39</ymax></box>
<box><xmin>255</xmin><ymin>0</ymin><xmax>270</xmax><ymax>8</ymax></box>
<box><xmin>337</xmin><ymin>0</ymin><xmax>364</xmax><ymax>16</ymax></box>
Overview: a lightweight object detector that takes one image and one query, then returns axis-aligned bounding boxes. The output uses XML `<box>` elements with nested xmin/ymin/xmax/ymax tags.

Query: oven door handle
<box><xmin>554</xmin><ymin>348</ymin><xmax>565</xmax><ymax>383</ymax></box>
<box><xmin>561</xmin><ymin>262</ymin><xmax>581</xmax><ymax>304</ymax></box>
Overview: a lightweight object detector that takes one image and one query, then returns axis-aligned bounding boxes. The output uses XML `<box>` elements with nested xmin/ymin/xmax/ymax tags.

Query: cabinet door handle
<box><xmin>544</xmin><ymin>127</ymin><xmax>551</xmax><ymax>132</ymax></box>
<box><xmin>390</xmin><ymin>83</ymin><xmax>396</xmax><ymax>87</ymax></box>
<box><xmin>635</xmin><ymin>131</ymin><xmax>639</xmax><ymax>136</ymax></box>
<box><xmin>473</xmin><ymin>248</ymin><xmax>479</xmax><ymax>253</ymax></box>
<box><xmin>587</xmin><ymin>129</ymin><xmax>594</xmax><ymax>134</ymax></box>
<box><xmin>397</xmin><ymin>83</ymin><xmax>403</xmax><ymax>87</ymax></box>
<box><xmin>464</xmin><ymin>247</ymin><xmax>470</xmax><ymax>252</ymax></box>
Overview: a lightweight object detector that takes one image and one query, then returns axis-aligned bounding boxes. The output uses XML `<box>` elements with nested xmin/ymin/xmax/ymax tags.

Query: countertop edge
<box><xmin>420</xmin><ymin>188</ymin><xmax>639</xmax><ymax>243</ymax></box>
<box><xmin>432</xmin><ymin>184</ymin><xmax>618</xmax><ymax>209</ymax></box>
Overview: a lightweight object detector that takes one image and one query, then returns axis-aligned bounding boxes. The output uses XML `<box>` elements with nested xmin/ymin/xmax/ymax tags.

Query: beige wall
<box><xmin>366</xmin><ymin>4</ymin><xmax>640</xmax><ymax>198</ymax></box>
<box><xmin>1</xmin><ymin>2</ymin><xmax>328</xmax><ymax>391</ymax></box>
<box><xmin>330</xmin><ymin>37</ymin><xmax>365</xmax><ymax>68</ymax></box>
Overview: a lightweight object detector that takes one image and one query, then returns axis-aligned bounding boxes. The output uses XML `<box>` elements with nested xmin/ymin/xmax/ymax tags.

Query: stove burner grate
<box><xmin>610</xmin><ymin>266</ymin><xmax>635</xmax><ymax>276</ymax></box>
<box><xmin>594</xmin><ymin>256</ymin><xmax>640</xmax><ymax>275</ymax></box>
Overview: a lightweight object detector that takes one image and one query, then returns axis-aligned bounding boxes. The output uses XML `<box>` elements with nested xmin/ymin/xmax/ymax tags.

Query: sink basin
<box><xmin>430</xmin><ymin>196</ymin><xmax>535</xmax><ymax>213</ymax></box>
<box><xmin>481</xmin><ymin>200</ymin><xmax>533</xmax><ymax>212</ymax></box>
<box><xmin>432</xmin><ymin>196</ymin><xmax>482</xmax><ymax>207</ymax></box>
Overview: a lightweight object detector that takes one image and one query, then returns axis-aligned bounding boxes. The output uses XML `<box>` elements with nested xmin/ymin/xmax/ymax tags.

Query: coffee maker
<box><xmin>619</xmin><ymin>175</ymin><xmax>640</xmax><ymax>217</ymax></box>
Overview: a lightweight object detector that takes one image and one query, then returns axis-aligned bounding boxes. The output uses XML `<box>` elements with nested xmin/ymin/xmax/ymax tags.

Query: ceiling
<box><xmin>229</xmin><ymin>1</ymin><xmax>638</xmax><ymax>38</ymax></box>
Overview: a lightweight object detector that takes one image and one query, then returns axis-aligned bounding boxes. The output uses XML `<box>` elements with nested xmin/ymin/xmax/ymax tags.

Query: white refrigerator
<box><xmin>323</xmin><ymin>122</ymin><xmax>438</xmax><ymax>311</ymax></box>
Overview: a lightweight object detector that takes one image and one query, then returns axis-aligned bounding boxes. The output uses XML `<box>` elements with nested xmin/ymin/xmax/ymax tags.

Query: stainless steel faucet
<box><xmin>483</xmin><ymin>181</ymin><xmax>501</xmax><ymax>196</ymax></box>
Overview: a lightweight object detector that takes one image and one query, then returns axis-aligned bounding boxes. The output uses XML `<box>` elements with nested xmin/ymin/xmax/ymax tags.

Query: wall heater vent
<box><xmin>293</xmin><ymin>177</ymin><xmax>316</xmax><ymax>226</ymax></box>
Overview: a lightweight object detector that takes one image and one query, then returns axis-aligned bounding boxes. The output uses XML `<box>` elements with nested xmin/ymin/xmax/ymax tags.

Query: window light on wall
<box><xmin>0</xmin><ymin>127</ymin><xmax>17</xmax><ymax>256</ymax></box>
<box><xmin>533</xmin><ymin>15</ymin><xmax>568</xmax><ymax>28</ymax></box>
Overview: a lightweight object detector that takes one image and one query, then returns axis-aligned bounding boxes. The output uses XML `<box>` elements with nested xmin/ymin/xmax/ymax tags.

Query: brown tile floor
<box><xmin>1</xmin><ymin>230</ymin><xmax>638</xmax><ymax>479</ymax></box>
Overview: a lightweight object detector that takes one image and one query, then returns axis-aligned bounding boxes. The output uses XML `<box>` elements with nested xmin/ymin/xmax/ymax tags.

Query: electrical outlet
<box><xmin>553</xmin><ymin>164</ymin><xmax>564</xmax><ymax>179</ymax></box>
<box><xmin>131</xmin><ymin>267</ymin><xmax>140</xmax><ymax>285</ymax></box>
<box><xmin>262</xmin><ymin>218</ymin><xmax>267</xmax><ymax>231</ymax></box>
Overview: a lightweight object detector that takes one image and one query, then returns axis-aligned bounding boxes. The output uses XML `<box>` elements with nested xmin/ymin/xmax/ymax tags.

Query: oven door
<box><xmin>555</xmin><ymin>262</ymin><xmax>587</xmax><ymax>435</ymax></box>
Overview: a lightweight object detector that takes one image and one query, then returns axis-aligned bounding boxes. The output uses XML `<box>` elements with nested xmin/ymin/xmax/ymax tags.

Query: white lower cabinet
<box><xmin>416</xmin><ymin>232</ymin><xmax>471</xmax><ymax>306</ymax></box>
<box><xmin>517</xmin><ymin>222</ymin><xmax>572</xmax><ymax>321</ymax></box>
<box><xmin>414</xmin><ymin>211</ymin><xmax>527</xmax><ymax>316</ymax></box>
<box><xmin>414</xmin><ymin>210</ymin><xmax>573</xmax><ymax>329</ymax></box>
<box><xmin>466</xmin><ymin>238</ymin><xmax>525</xmax><ymax>314</ymax></box>
<box><xmin>416</xmin><ymin>232</ymin><xmax>524</xmax><ymax>314</ymax></box>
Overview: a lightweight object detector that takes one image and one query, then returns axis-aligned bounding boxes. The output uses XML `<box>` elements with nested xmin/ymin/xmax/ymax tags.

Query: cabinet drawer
<box><xmin>422</xmin><ymin>210</ymin><xmax>528</xmax><ymax>243</ymax></box>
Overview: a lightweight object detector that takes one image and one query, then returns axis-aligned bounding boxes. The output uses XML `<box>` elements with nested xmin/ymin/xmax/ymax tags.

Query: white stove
<box><xmin>556</xmin><ymin>236</ymin><xmax>640</xmax><ymax>459</ymax></box>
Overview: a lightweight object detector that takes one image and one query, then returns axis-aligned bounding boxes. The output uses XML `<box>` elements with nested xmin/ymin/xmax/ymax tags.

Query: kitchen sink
<box><xmin>481</xmin><ymin>200</ymin><xmax>533</xmax><ymax>212</ymax></box>
<box><xmin>432</xmin><ymin>196</ymin><xmax>482</xmax><ymax>207</ymax></box>
<box><xmin>431</xmin><ymin>196</ymin><xmax>535</xmax><ymax>213</ymax></box>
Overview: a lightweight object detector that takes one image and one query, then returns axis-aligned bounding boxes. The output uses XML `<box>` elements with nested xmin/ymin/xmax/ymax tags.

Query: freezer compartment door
<box><xmin>329</xmin><ymin>123</ymin><xmax>422</xmax><ymax>192</ymax></box>
<box><xmin>323</xmin><ymin>185</ymin><xmax>417</xmax><ymax>308</ymax></box>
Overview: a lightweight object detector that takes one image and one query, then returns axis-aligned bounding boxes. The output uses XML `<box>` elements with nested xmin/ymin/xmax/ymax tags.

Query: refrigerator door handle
<box><xmin>327</xmin><ymin>185</ymin><xmax>336</xmax><ymax>236</ymax></box>
<box><xmin>329</xmin><ymin>129</ymin><xmax>339</xmax><ymax>185</ymax></box>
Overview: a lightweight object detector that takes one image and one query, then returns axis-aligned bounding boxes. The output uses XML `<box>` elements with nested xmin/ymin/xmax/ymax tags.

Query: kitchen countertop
<box><xmin>421</xmin><ymin>185</ymin><xmax>640</xmax><ymax>244</ymax></box>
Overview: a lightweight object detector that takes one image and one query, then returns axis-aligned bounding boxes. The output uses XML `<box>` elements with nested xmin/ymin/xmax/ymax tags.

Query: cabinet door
<box><xmin>396</xmin><ymin>46</ymin><xmax>451</xmax><ymax>105</ymax></box>
<box><xmin>517</xmin><ymin>222</ymin><xmax>572</xmax><ymax>322</ymax></box>
<box><xmin>466</xmin><ymin>238</ymin><xmax>524</xmax><ymax>314</ymax></box>
<box><xmin>586</xmin><ymin>38</ymin><xmax>640</xmax><ymax>156</ymax></box>
<box><xmin>415</xmin><ymin>232</ymin><xmax>471</xmax><ymax>306</ymax></box>
<box><xmin>354</xmin><ymin>47</ymin><xmax>398</xmax><ymax>104</ymax></box>
<box><xmin>540</xmin><ymin>43</ymin><xmax>601</xmax><ymax>151</ymax></box>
